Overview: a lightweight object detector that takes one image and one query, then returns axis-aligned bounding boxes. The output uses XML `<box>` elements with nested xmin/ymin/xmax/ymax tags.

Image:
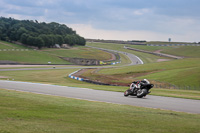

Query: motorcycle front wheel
<box><xmin>124</xmin><ymin>90</ymin><xmax>130</xmax><ymax>97</ymax></box>
<box><xmin>137</xmin><ymin>89</ymin><xmax>147</xmax><ymax>98</ymax></box>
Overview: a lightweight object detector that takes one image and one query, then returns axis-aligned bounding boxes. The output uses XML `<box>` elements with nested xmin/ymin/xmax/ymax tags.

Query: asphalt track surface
<box><xmin>0</xmin><ymin>80</ymin><xmax>200</xmax><ymax>114</ymax></box>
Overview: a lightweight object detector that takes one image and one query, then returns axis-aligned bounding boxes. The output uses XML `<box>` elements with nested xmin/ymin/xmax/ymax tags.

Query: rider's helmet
<box><xmin>143</xmin><ymin>79</ymin><xmax>150</xmax><ymax>84</ymax></box>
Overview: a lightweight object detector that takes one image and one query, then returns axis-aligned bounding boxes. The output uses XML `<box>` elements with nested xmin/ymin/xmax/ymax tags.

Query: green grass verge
<box><xmin>127</xmin><ymin>44</ymin><xmax>200</xmax><ymax>58</ymax></box>
<box><xmin>42</xmin><ymin>47</ymin><xmax>112</xmax><ymax>60</ymax></box>
<box><xmin>0</xmin><ymin>89</ymin><xmax>200</xmax><ymax>133</ymax></box>
<box><xmin>98</xmin><ymin>58</ymin><xmax>200</xmax><ymax>87</ymax></box>
<box><xmin>151</xmin><ymin>88</ymin><xmax>200</xmax><ymax>100</ymax></box>
<box><xmin>0</xmin><ymin>50</ymin><xmax>71</xmax><ymax>64</ymax></box>
<box><xmin>0</xmin><ymin>40</ymin><xmax>31</xmax><ymax>49</ymax></box>
<box><xmin>0</xmin><ymin>41</ymin><xmax>117</xmax><ymax>65</ymax></box>
<box><xmin>145</xmin><ymin>41</ymin><xmax>196</xmax><ymax>44</ymax></box>
<box><xmin>126</xmin><ymin>44</ymin><xmax>172</xmax><ymax>52</ymax></box>
<box><xmin>86</xmin><ymin>43</ymin><xmax>200</xmax><ymax>88</ymax></box>
<box><xmin>163</xmin><ymin>46</ymin><xmax>200</xmax><ymax>58</ymax></box>
<box><xmin>0</xmin><ymin>43</ymin><xmax>14</xmax><ymax>49</ymax></box>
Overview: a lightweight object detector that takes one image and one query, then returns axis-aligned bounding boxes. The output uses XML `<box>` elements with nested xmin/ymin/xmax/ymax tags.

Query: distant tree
<box><xmin>17</xmin><ymin>27</ymin><xmax>28</xmax><ymax>39</ymax></box>
<box><xmin>64</xmin><ymin>35</ymin><xmax>72</xmax><ymax>45</ymax></box>
<box><xmin>26</xmin><ymin>36</ymin><xmax>35</xmax><ymax>46</ymax></box>
<box><xmin>79</xmin><ymin>36</ymin><xmax>86</xmax><ymax>46</ymax></box>
<box><xmin>34</xmin><ymin>37</ymin><xmax>44</xmax><ymax>49</ymax></box>
<box><xmin>0</xmin><ymin>17</ymin><xmax>85</xmax><ymax>48</ymax></box>
<box><xmin>20</xmin><ymin>33</ymin><xmax>29</xmax><ymax>44</ymax></box>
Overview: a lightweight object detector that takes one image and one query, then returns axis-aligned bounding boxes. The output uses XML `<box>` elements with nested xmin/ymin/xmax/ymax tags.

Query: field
<box><xmin>87</xmin><ymin>42</ymin><xmax>171</xmax><ymax>63</ymax></box>
<box><xmin>42</xmin><ymin>46</ymin><xmax>112</xmax><ymax>60</ymax></box>
<box><xmin>93</xmin><ymin>58</ymin><xmax>200</xmax><ymax>87</ymax></box>
<box><xmin>1</xmin><ymin>89</ymin><xmax>200</xmax><ymax>133</ymax></box>
<box><xmin>1</xmin><ymin>41</ymin><xmax>200</xmax><ymax>132</ymax></box>
<box><xmin>127</xmin><ymin>45</ymin><xmax>200</xmax><ymax>58</ymax></box>
<box><xmin>0</xmin><ymin>40</ymin><xmax>31</xmax><ymax>49</ymax></box>
<box><xmin>0</xmin><ymin>50</ymin><xmax>71</xmax><ymax>64</ymax></box>
<box><xmin>85</xmin><ymin>43</ymin><xmax>200</xmax><ymax>90</ymax></box>
<box><xmin>0</xmin><ymin>41</ymin><xmax>113</xmax><ymax>64</ymax></box>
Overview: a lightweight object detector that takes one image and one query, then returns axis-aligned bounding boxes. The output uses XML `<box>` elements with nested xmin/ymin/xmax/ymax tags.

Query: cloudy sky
<box><xmin>0</xmin><ymin>0</ymin><xmax>199</xmax><ymax>42</ymax></box>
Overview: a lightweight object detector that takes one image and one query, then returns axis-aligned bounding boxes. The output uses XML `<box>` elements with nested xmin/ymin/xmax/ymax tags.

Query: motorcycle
<box><xmin>124</xmin><ymin>84</ymin><xmax>154</xmax><ymax>98</ymax></box>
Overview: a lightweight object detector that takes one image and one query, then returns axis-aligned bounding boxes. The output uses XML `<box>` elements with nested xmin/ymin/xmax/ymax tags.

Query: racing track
<box><xmin>0</xmin><ymin>80</ymin><xmax>200</xmax><ymax>114</ymax></box>
<box><xmin>0</xmin><ymin>47</ymin><xmax>200</xmax><ymax>114</ymax></box>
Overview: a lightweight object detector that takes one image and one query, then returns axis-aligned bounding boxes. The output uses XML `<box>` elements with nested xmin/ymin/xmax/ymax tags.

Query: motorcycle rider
<box><xmin>140</xmin><ymin>79</ymin><xmax>150</xmax><ymax>86</ymax></box>
<box><xmin>130</xmin><ymin>79</ymin><xmax>150</xmax><ymax>92</ymax></box>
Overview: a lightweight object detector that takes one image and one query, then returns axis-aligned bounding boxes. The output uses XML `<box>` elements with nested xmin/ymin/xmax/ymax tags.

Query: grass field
<box><xmin>0</xmin><ymin>50</ymin><xmax>71</xmax><ymax>64</ymax></box>
<box><xmin>0</xmin><ymin>89</ymin><xmax>200</xmax><ymax>133</ymax></box>
<box><xmin>163</xmin><ymin>46</ymin><xmax>200</xmax><ymax>58</ymax></box>
<box><xmin>85</xmin><ymin>43</ymin><xmax>200</xmax><ymax>88</ymax></box>
<box><xmin>127</xmin><ymin>45</ymin><xmax>200</xmax><ymax>58</ymax></box>
<box><xmin>0</xmin><ymin>41</ymin><xmax>200</xmax><ymax>132</ymax></box>
<box><xmin>87</xmin><ymin>42</ymin><xmax>170</xmax><ymax>64</ymax></box>
<box><xmin>0</xmin><ymin>40</ymin><xmax>30</xmax><ymax>49</ymax></box>
<box><xmin>42</xmin><ymin>46</ymin><xmax>112</xmax><ymax>60</ymax></box>
<box><xmin>98</xmin><ymin>58</ymin><xmax>200</xmax><ymax>85</ymax></box>
<box><xmin>1</xmin><ymin>39</ymin><xmax>200</xmax><ymax>132</ymax></box>
<box><xmin>145</xmin><ymin>41</ymin><xmax>196</xmax><ymax>44</ymax></box>
<box><xmin>0</xmin><ymin>41</ymin><xmax>115</xmax><ymax>65</ymax></box>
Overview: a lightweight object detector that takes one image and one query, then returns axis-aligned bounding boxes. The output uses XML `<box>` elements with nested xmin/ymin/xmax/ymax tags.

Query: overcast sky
<box><xmin>0</xmin><ymin>0</ymin><xmax>199</xmax><ymax>42</ymax></box>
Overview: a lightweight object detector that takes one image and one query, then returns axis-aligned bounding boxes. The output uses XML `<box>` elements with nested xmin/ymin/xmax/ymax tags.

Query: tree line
<box><xmin>0</xmin><ymin>17</ymin><xmax>86</xmax><ymax>48</ymax></box>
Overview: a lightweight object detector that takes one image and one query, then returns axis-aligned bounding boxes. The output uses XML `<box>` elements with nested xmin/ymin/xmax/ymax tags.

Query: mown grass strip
<box><xmin>127</xmin><ymin>44</ymin><xmax>200</xmax><ymax>58</ymax></box>
<box><xmin>0</xmin><ymin>89</ymin><xmax>200</xmax><ymax>133</ymax></box>
<box><xmin>0</xmin><ymin>50</ymin><xmax>71</xmax><ymax>64</ymax></box>
<box><xmin>0</xmin><ymin>40</ymin><xmax>31</xmax><ymax>49</ymax></box>
<box><xmin>42</xmin><ymin>47</ymin><xmax>112</xmax><ymax>60</ymax></box>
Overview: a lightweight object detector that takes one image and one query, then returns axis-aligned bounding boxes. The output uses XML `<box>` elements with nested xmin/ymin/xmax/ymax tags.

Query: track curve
<box><xmin>0</xmin><ymin>80</ymin><xmax>200</xmax><ymax>114</ymax></box>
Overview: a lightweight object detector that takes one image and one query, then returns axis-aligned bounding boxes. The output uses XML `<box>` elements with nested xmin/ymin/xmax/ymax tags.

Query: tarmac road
<box><xmin>0</xmin><ymin>80</ymin><xmax>200</xmax><ymax>114</ymax></box>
